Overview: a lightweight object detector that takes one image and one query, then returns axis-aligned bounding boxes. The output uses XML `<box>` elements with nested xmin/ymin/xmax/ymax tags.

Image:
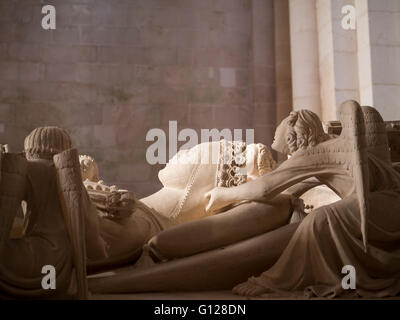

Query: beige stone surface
<box><xmin>289</xmin><ymin>0</ymin><xmax>321</xmax><ymax>116</ymax></box>
<box><xmin>356</xmin><ymin>0</ymin><xmax>400</xmax><ymax>120</ymax></box>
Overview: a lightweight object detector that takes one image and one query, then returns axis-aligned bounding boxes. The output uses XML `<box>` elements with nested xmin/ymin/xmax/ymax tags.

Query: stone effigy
<box><xmin>88</xmin><ymin>101</ymin><xmax>400</xmax><ymax>299</ymax></box>
<box><xmin>2</xmin><ymin>125</ymin><xmax>281</xmax><ymax>297</ymax></box>
<box><xmin>139</xmin><ymin>140</ymin><xmax>277</xmax><ymax>225</ymax></box>
<box><xmin>80</xmin><ymin>140</ymin><xmax>281</xmax><ymax>271</ymax></box>
<box><xmin>87</xmin><ymin>108</ymin><xmax>329</xmax><ymax>293</ymax></box>
<box><xmin>5</xmin><ymin>100</ymin><xmax>398</xmax><ymax>299</ymax></box>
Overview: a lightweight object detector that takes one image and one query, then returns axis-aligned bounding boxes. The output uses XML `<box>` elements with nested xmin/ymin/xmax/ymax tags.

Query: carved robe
<box><xmin>0</xmin><ymin>158</ymin><xmax>75</xmax><ymax>298</ymax></box>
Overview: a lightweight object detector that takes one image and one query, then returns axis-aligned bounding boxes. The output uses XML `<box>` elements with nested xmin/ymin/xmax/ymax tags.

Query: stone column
<box><xmin>356</xmin><ymin>0</ymin><xmax>400</xmax><ymax>120</ymax></box>
<box><xmin>316</xmin><ymin>0</ymin><xmax>359</xmax><ymax>122</ymax></box>
<box><xmin>289</xmin><ymin>0</ymin><xmax>322</xmax><ymax>116</ymax></box>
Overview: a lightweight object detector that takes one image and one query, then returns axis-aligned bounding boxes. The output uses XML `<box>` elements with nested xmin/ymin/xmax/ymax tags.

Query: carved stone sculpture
<box><xmin>0</xmin><ymin>127</ymin><xmax>98</xmax><ymax>299</ymax></box>
<box><xmin>88</xmin><ymin>101</ymin><xmax>400</xmax><ymax>300</ymax></box>
<box><xmin>81</xmin><ymin>140</ymin><xmax>280</xmax><ymax>272</ymax></box>
<box><xmin>79</xmin><ymin>155</ymin><xmax>100</xmax><ymax>182</ymax></box>
<box><xmin>3</xmin><ymin>126</ymin><xmax>280</xmax><ymax>286</ymax></box>
<box><xmin>227</xmin><ymin>101</ymin><xmax>400</xmax><ymax>298</ymax></box>
<box><xmin>87</xmin><ymin>109</ymin><xmax>329</xmax><ymax>293</ymax></box>
<box><xmin>140</xmin><ymin>140</ymin><xmax>276</xmax><ymax>225</ymax></box>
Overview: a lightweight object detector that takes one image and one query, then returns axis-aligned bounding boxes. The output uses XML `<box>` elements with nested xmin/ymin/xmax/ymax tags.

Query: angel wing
<box><xmin>361</xmin><ymin>105</ymin><xmax>391</xmax><ymax>164</ymax></box>
<box><xmin>337</xmin><ymin>100</ymin><xmax>370</xmax><ymax>252</ymax></box>
<box><xmin>53</xmin><ymin>148</ymin><xmax>88</xmax><ymax>299</ymax></box>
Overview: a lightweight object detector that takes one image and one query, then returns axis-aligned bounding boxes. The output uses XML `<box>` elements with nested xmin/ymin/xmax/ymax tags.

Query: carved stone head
<box><xmin>272</xmin><ymin>109</ymin><xmax>329</xmax><ymax>155</ymax></box>
<box><xmin>24</xmin><ymin>126</ymin><xmax>72</xmax><ymax>160</ymax></box>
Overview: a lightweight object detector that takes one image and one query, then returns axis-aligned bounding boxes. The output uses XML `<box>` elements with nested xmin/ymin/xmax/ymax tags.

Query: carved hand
<box><xmin>204</xmin><ymin>187</ymin><xmax>232</xmax><ymax>213</ymax></box>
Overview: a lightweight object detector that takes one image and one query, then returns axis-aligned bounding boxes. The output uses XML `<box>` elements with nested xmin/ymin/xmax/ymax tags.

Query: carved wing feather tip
<box><xmin>338</xmin><ymin>101</ymin><xmax>370</xmax><ymax>253</ymax></box>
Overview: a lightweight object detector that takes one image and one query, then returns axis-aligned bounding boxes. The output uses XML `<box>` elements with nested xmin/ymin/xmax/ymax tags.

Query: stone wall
<box><xmin>288</xmin><ymin>0</ymin><xmax>399</xmax><ymax>123</ymax></box>
<box><xmin>316</xmin><ymin>0</ymin><xmax>359</xmax><ymax>123</ymax></box>
<box><xmin>356</xmin><ymin>0</ymin><xmax>400</xmax><ymax>121</ymax></box>
<box><xmin>0</xmin><ymin>0</ymin><xmax>278</xmax><ymax>197</ymax></box>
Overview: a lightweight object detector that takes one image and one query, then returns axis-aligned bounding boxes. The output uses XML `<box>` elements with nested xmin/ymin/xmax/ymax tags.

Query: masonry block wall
<box><xmin>0</xmin><ymin>0</ymin><xmax>277</xmax><ymax>197</ymax></box>
<box><xmin>289</xmin><ymin>0</ymin><xmax>400</xmax><ymax>123</ymax></box>
<box><xmin>356</xmin><ymin>0</ymin><xmax>400</xmax><ymax>120</ymax></box>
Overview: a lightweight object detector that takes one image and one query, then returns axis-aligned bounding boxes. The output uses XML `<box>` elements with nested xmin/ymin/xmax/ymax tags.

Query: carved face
<box><xmin>271</xmin><ymin>117</ymin><xmax>290</xmax><ymax>155</ymax></box>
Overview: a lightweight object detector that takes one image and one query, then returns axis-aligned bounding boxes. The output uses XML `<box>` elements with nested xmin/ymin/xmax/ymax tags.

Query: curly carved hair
<box><xmin>286</xmin><ymin>110</ymin><xmax>329</xmax><ymax>154</ymax></box>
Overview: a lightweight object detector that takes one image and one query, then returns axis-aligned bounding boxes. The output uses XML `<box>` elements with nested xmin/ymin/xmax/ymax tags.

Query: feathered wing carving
<box><xmin>53</xmin><ymin>148</ymin><xmax>88</xmax><ymax>299</ymax></box>
<box><xmin>361</xmin><ymin>105</ymin><xmax>391</xmax><ymax>164</ymax></box>
<box><xmin>337</xmin><ymin>100</ymin><xmax>370</xmax><ymax>252</ymax></box>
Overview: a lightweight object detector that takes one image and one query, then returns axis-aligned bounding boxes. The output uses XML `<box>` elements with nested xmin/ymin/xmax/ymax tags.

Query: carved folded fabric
<box><xmin>244</xmin><ymin>102</ymin><xmax>400</xmax><ymax>298</ymax></box>
<box><xmin>146</xmin><ymin>195</ymin><xmax>293</xmax><ymax>261</ymax></box>
<box><xmin>141</xmin><ymin>140</ymin><xmax>276</xmax><ymax>223</ymax></box>
<box><xmin>0</xmin><ymin>154</ymin><xmax>75</xmax><ymax>299</ymax></box>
